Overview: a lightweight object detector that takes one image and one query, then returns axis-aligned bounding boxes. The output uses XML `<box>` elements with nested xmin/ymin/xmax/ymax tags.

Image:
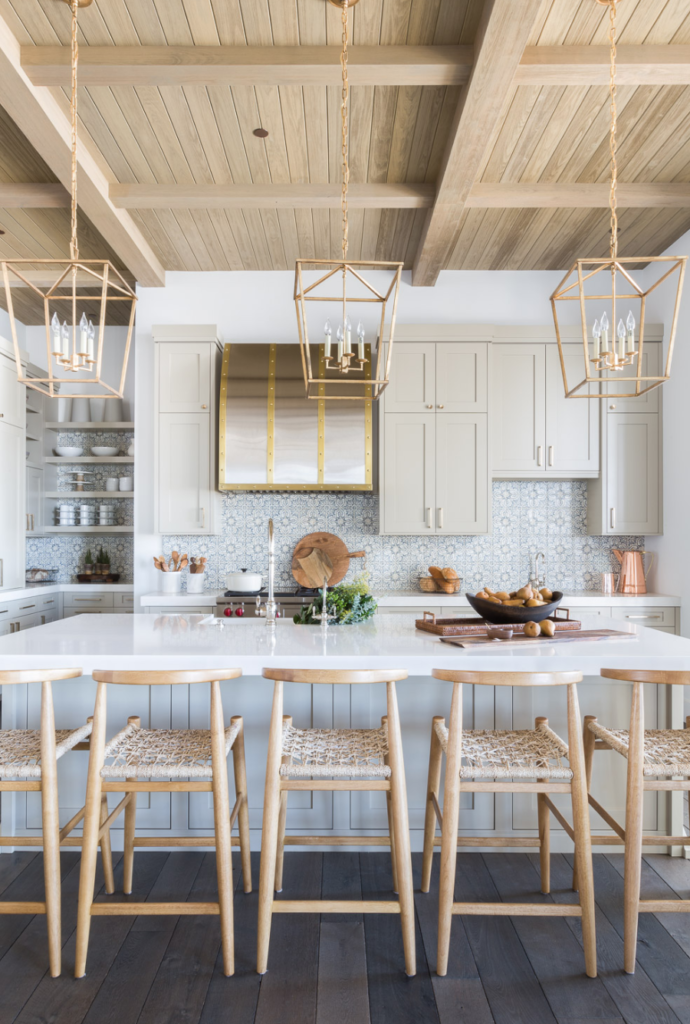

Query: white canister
<box><xmin>160</xmin><ymin>572</ymin><xmax>182</xmax><ymax>594</ymax></box>
<box><xmin>104</xmin><ymin>398</ymin><xmax>124</xmax><ymax>422</ymax></box>
<box><xmin>119</xmin><ymin>476</ymin><xmax>133</xmax><ymax>491</ymax></box>
<box><xmin>56</xmin><ymin>397</ymin><xmax>73</xmax><ymax>423</ymax></box>
<box><xmin>105</xmin><ymin>478</ymin><xmax>119</xmax><ymax>492</ymax></box>
<box><xmin>89</xmin><ymin>398</ymin><xmax>105</xmax><ymax>422</ymax></box>
<box><xmin>72</xmin><ymin>397</ymin><xmax>91</xmax><ymax>423</ymax></box>
<box><xmin>186</xmin><ymin>572</ymin><xmax>205</xmax><ymax>594</ymax></box>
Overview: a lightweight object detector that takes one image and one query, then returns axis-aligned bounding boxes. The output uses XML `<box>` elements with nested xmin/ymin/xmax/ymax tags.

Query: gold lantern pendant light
<box><xmin>3</xmin><ymin>0</ymin><xmax>136</xmax><ymax>400</ymax></box>
<box><xmin>550</xmin><ymin>0</ymin><xmax>686</xmax><ymax>400</ymax></box>
<box><xmin>294</xmin><ymin>0</ymin><xmax>402</xmax><ymax>400</ymax></box>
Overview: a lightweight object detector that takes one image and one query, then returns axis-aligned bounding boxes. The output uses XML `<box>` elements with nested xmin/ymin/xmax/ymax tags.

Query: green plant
<box><xmin>293</xmin><ymin>571</ymin><xmax>377</xmax><ymax>625</ymax></box>
<box><xmin>97</xmin><ymin>547</ymin><xmax>110</xmax><ymax>565</ymax></box>
<box><xmin>84</xmin><ymin>549</ymin><xmax>93</xmax><ymax>564</ymax></box>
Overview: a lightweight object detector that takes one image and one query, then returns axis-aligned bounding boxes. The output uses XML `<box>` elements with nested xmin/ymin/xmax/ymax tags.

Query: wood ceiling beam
<box><xmin>0</xmin><ymin>183</ymin><xmax>69</xmax><ymax>207</ymax></box>
<box><xmin>411</xmin><ymin>0</ymin><xmax>546</xmax><ymax>287</ymax></box>
<box><xmin>517</xmin><ymin>45</ymin><xmax>690</xmax><ymax>85</ymax></box>
<box><xmin>0</xmin><ymin>13</ymin><xmax>164</xmax><ymax>286</ymax></box>
<box><xmin>468</xmin><ymin>183</ymin><xmax>690</xmax><ymax>208</ymax></box>
<box><xmin>109</xmin><ymin>183</ymin><xmax>436</xmax><ymax>209</ymax></box>
<box><xmin>21</xmin><ymin>45</ymin><xmax>472</xmax><ymax>88</ymax></box>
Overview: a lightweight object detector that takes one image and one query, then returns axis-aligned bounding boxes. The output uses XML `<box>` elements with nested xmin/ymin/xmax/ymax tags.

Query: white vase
<box><xmin>104</xmin><ymin>398</ymin><xmax>124</xmax><ymax>422</ymax></box>
<box><xmin>56</xmin><ymin>397</ymin><xmax>72</xmax><ymax>423</ymax></box>
<box><xmin>186</xmin><ymin>572</ymin><xmax>205</xmax><ymax>594</ymax></box>
<box><xmin>72</xmin><ymin>397</ymin><xmax>90</xmax><ymax>423</ymax></box>
<box><xmin>90</xmin><ymin>398</ymin><xmax>105</xmax><ymax>422</ymax></box>
<box><xmin>160</xmin><ymin>572</ymin><xmax>182</xmax><ymax>594</ymax></box>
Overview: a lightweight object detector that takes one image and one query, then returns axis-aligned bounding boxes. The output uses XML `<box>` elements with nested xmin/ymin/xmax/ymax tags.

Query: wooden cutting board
<box><xmin>291</xmin><ymin>532</ymin><xmax>365</xmax><ymax>588</ymax></box>
<box><xmin>416</xmin><ymin>614</ymin><xmax>581</xmax><ymax>636</ymax></box>
<box><xmin>439</xmin><ymin>628</ymin><xmax>637</xmax><ymax>649</ymax></box>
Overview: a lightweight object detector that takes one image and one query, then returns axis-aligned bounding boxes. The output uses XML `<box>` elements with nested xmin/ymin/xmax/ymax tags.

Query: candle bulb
<box><xmin>61</xmin><ymin>320</ymin><xmax>70</xmax><ymax>362</ymax></box>
<box><xmin>78</xmin><ymin>312</ymin><xmax>89</xmax><ymax>356</ymax></box>
<box><xmin>51</xmin><ymin>312</ymin><xmax>61</xmax><ymax>358</ymax></box>
<box><xmin>600</xmin><ymin>311</ymin><xmax>610</xmax><ymax>354</ymax></box>
<box><xmin>626</xmin><ymin>309</ymin><xmax>635</xmax><ymax>354</ymax></box>
<box><xmin>344</xmin><ymin>316</ymin><xmax>352</xmax><ymax>355</ymax></box>
<box><xmin>592</xmin><ymin>318</ymin><xmax>601</xmax><ymax>359</ymax></box>
<box><xmin>87</xmin><ymin>320</ymin><xmax>95</xmax><ymax>364</ymax></box>
<box><xmin>336</xmin><ymin>325</ymin><xmax>343</xmax><ymax>363</ymax></box>
<box><xmin>324</xmin><ymin>319</ymin><xmax>332</xmax><ymax>359</ymax></box>
<box><xmin>357</xmin><ymin>321</ymin><xmax>365</xmax><ymax>361</ymax></box>
<box><xmin>617</xmin><ymin>318</ymin><xmax>626</xmax><ymax>361</ymax></box>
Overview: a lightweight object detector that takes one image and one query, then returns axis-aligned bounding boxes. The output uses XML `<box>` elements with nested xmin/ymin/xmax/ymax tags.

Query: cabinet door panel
<box><xmin>0</xmin><ymin>424</ymin><xmax>25</xmax><ymax>590</ymax></box>
<box><xmin>384</xmin><ymin>344</ymin><xmax>435</xmax><ymax>412</ymax></box>
<box><xmin>382</xmin><ymin>413</ymin><xmax>435</xmax><ymax>534</ymax></box>
<box><xmin>607</xmin><ymin>414</ymin><xmax>660</xmax><ymax>534</ymax></box>
<box><xmin>159</xmin><ymin>343</ymin><xmax>211</xmax><ymax>413</ymax></box>
<box><xmin>26</xmin><ymin>465</ymin><xmax>43</xmax><ymax>534</ymax></box>
<box><xmin>158</xmin><ymin>413</ymin><xmax>211</xmax><ymax>533</ymax></box>
<box><xmin>436</xmin><ymin>344</ymin><xmax>488</xmax><ymax>413</ymax></box>
<box><xmin>606</xmin><ymin>343</ymin><xmax>661</xmax><ymax>413</ymax></box>
<box><xmin>0</xmin><ymin>353</ymin><xmax>24</xmax><ymax>428</ymax></box>
<box><xmin>492</xmin><ymin>345</ymin><xmax>545</xmax><ymax>473</ymax></box>
<box><xmin>546</xmin><ymin>345</ymin><xmax>599</xmax><ymax>473</ymax></box>
<box><xmin>436</xmin><ymin>413</ymin><xmax>489</xmax><ymax>534</ymax></box>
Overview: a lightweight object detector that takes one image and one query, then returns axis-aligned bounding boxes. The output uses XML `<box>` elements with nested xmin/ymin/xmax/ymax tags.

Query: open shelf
<box><xmin>45</xmin><ymin>491</ymin><xmax>134</xmax><ymax>498</ymax></box>
<box><xmin>44</xmin><ymin>456</ymin><xmax>134</xmax><ymax>464</ymax></box>
<box><xmin>25</xmin><ymin>405</ymin><xmax>41</xmax><ymax>414</ymax></box>
<box><xmin>45</xmin><ymin>421</ymin><xmax>134</xmax><ymax>431</ymax></box>
<box><xmin>45</xmin><ymin>526</ymin><xmax>133</xmax><ymax>534</ymax></box>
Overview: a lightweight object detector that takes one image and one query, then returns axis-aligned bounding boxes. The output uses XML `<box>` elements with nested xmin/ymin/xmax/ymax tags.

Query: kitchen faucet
<box><xmin>530</xmin><ymin>552</ymin><xmax>546</xmax><ymax>591</ymax></box>
<box><xmin>256</xmin><ymin>519</ymin><xmax>277</xmax><ymax>627</ymax></box>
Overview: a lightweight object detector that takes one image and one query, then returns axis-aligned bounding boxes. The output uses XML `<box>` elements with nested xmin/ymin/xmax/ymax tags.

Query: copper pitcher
<box><xmin>612</xmin><ymin>549</ymin><xmax>654</xmax><ymax>595</ymax></box>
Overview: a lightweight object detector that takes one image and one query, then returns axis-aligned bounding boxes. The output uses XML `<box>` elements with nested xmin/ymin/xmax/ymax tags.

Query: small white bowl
<box><xmin>55</xmin><ymin>446</ymin><xmax>83</xmax><ymax>458</ymax></box>
<box><xmin>91</xmin><ymin>446</ymin><xmax>119</xmax><ymax>457</ymax></box>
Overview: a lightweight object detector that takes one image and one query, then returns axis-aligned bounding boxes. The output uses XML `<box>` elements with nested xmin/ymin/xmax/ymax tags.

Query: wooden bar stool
<box><xmin>0</xmin><ymin>668</ymin><xmax>106</xmax><ymax>977</ymax></box>
<box><xmin>74</xmin><ymin>669</ymin><xmax>251</xmax><ymax>979</ymax></box>
<box><xmin>257</xmin><ymin>668</ymin><xmax>415</xmax><ymax>977</ymax></box>
<box><xmin>422</xmin><ymin>669</ymin><xmax>596</xmax><ymax>979</ymax></box>
<box><xmin>583</xmin><ymin>668</ymin><xmax>690</xmax><ymax>974</ymax></box>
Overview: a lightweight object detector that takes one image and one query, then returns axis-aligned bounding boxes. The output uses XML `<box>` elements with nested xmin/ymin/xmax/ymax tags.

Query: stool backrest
<box><xmin>262</xmin><ymin>668</ymin><xmax>407</xmax><ymax>685</ymax></box>
<box><xmin>92</xmin><ymin>669</ymin><xmax>242</xmax><ymax>686</ymax></box>
<box><xmin>601</xmin><ymin>668</ymin><xmax>690</xmax><ymax>686</ymax></box>
<box><xmin>433</xmin><ymin>669</ymin><xmax>582</xmax><ymax>687</ymax></box>
<box><xmin>0</xmin><ymin>668</ymin><xmax>82</xmax><ymax>685</ymax></box>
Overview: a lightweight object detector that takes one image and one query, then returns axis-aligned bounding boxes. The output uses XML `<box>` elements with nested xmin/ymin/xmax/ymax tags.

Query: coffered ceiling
<box><xmin>0</xmin><ymin>0</ymin><xmax>689</xmax><ymax>315</ymax></box>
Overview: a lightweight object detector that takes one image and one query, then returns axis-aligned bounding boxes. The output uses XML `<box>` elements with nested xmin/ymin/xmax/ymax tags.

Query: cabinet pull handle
<box><xmin>625</xmin><ymin>614</ymin><xmax>661</xmax><ymax>620</ymax></box>
<box><xmin>438</xmin><ymin>507</ymin><xmax>444</xmax><ymax>529</ymax></box>
<box><xmin>31</xmin><ymin>514</ymin><xmax>34</xmax><ymax>531</ymax></box>
<box><xmin>19</xmin><ymin>604</ymin><xmax>35</xmax><ymax>610</ymax></box>
<box><xmin>26</xmin><ymin>514</ymin><xmax>29</xmax><ymax>531</ymax></box>
<box><xmin>0</xmin><ymin>413</ymin><xmax>4</xmax><ymax>418</ymax></box>
<box><xmin>74</xmin><ymin>597</ymin><xmax>100</xmax><ymax>602</ymax></box>
<box><xmin>548</xmin><ymin>446</ymin><xmax>554</xmax><ymax>467</ymax></box>
<box><xmin>537</xmin><ymin>445</ymin><xmax>543</xmax><ymax>466</ymax></box>
<box><xmin>201</xmin><ymin>507</ymin><xmax>205</xmax><ymax>528</ymax></box>
<box><xmin>425</xmin><ymin>507</ymin><xmax>432</xmax><ymax>529</ymax></box>
<box><xmin>610</xmin><ymin>507</ymin><xmax>616</xmax><ymax>530</ymax></box>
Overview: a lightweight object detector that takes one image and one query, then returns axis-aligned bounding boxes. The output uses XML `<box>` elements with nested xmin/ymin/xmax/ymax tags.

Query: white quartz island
<box><xmin>1</xmin><ymin>613</ymin><xmax>690</xmax><ymax>851</ymax></box>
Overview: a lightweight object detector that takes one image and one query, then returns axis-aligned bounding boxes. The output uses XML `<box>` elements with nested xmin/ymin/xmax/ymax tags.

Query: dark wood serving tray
<box><xmin>416</xmin><ymin>610</ymin><xmax>580</xmax><ymax>636</ymax></box>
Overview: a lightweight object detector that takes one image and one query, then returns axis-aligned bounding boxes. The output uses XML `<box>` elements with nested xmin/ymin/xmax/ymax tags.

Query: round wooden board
<box><xmin>291</xmin><ymin>532</ymin><xmax>364</xmax><ymax>588</ymax></box>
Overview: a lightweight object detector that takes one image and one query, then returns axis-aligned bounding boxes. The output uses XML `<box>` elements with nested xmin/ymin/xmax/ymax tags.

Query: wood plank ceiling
<box><xmin>0</xmin><ymin>0</ymin><xmax>688</xmax><ymax>316</ymax></box>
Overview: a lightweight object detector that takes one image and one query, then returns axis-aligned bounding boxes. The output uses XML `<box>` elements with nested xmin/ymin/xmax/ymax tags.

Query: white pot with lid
<box><xmin>226</xmin><ymin>569</ymin><xmax>263</xmax><ymax>592</ymax></box>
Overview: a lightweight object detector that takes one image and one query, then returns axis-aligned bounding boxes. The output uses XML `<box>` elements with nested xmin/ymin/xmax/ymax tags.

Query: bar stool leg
<box><xmin>274</xmin><ymin>716</ymin><xmax>292</xmax><ymax>893</ymax></box>
<box><xmin>386</xmin><ymin>682</ymin><xmax>416</xmax><ymax>977</ymax></box>
<box><xmin>421</xmin><ymin>717</ymin><xmax>444</xmax><ymax>894</ymax></box>
<box><xmin>573</xmin><ymin>715</ymin><xmax>597</xmax><ymax>892</ymax></box>
<box><xmin>75</xmin><ymin>682</ymin><xmax>107</xmax><ymax>978</ymax></box>
<box><xmin>568</xmin><ymin>684</ymin><xmax>597</xmax><ymax>978</ymax></box>
<box><xmin>210</xmin><ymin>680</ymin><xmax>235</xmax><ymax>977</ymax></box>
<box><xmin>40</xmin><ymin>681</ymin><xmax>61</xmax><ymax>977</ymax></box>
<box><xmin>437</xmin><ymin>685</ymin><xmax>462</xmax><ymax>977</ymax></box>
<box><xmin>231</xmin><ymin>716</ymin><xmax>252</xmax><ymax>894</ymax></box>
<box><xmin>123</xmin><ymin>778</ymin><xmax>137</xmax><ymax>895</ymax></box>
<box><xmin>624</xmin><ymin>682</ymin><xmax>644</xmax><ymax>974</ymax></box>
<box><xmin>99</xmin><ymin>795</ymin><xmax>115</xmax><ymax>895</ymax></box>
<box><xmin>536</xmin><ymin>718</ymin><xmax>551</xmax><ymax>895</ymax></box>
<box><xmin>257</xmin><ymin>681</ymin><xmax>284</xmax><ymax>974</ymax></box>
<box><xmin>382</xmin><ymin>717</ymin><xmax>398</xmax><ymax>894</ymax></box>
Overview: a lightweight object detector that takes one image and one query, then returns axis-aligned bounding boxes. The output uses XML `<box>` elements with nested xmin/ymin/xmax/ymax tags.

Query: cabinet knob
<box><xmin>0</xmin><ymin>413</ymin><xmax>4</xmax><ymax>418</ymax></box>
<box><xmin>426</xmin><ymin>404</ymin><xmax>433</xmax><ymax>409</ymax></box>
<box><xmin>437</xmin><ymin>404</ymin><xmax>444</xmax><ymax>409</ymax></box>
<box><xmin>609</xmin><ymin>404</ymin><xmax>616</xmax><ymax>410</ymax></box>
<box><xmin>201</xmin><ymin>404</ymin><xmax>208</xmax><ymax>410</ymax></box>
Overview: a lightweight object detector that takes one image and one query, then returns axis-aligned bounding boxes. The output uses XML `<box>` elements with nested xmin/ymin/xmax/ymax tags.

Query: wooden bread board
<box><xmin>417</xmin><ymin>614</ymin><xmax>581</xmax><ymax>636</ymax></box>
<box><xmin>439</xmin><ymin>628</ymin><xmax>637</xmax><ymax>649</ymax></box>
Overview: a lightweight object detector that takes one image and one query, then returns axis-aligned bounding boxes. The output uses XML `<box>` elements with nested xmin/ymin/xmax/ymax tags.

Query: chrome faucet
<box><xmin>311</xmin><ymin>577</ymin><xmax>337</xmax><ymax>634</ymax></box>
<box><xmin>256</xmin><ymin>519</ymin><xmax>277</xmax><ymax>628</ymax></box>
<box><xmin>530</xmin><ymin>552</ymin><xmax>546</xmax><ymax>591</ymax></box>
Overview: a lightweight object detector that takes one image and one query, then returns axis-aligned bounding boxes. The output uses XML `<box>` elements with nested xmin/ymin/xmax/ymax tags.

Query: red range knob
<box><xmin>223</xmin><ymin>607</ymin><xmax>233</xmax><ymax>617</ymax></box>
<box><xmin>235</xmin><ymin>607</ymin><xmax>245</xmax><ymax>617</ymax></box>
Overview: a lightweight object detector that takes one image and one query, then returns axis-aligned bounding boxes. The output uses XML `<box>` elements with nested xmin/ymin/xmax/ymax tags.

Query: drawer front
<box><xmin>64</xmin><ymin>608</ymin><xmax>105</xmax><ymax>617</ymax></box>
<box><xmin>113</xmin><ymin>592</ymin><xmax>134</xmax><ymax>607</ymax></box>
<box><xmin>64</xmin><ymin>592</ymin><xmax>114</xmax><ymax>609</ymax></box>
<box><xmin>39</xmin><ymin>594</ymin><xmax>59</xmax><ymax>610</ymax></box>
<box><xmin>571</xmin><ymin>607</ymin><xmax>612</xmax><ymax>619</ymax></box>
<box><xmin>610</xmin><ymin>606</ymin><xmax>676</xmax><ymax>628</ymax></box>
<box><xmin>14</xmin><ymin>598</ymin><xmax>42</xmax><ymax>616</ymax></box>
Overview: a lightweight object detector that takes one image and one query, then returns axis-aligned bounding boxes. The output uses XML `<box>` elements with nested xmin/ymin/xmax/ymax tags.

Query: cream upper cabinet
<box><xmin>382</xmin><ymin>413</ymin><xmax>435</xmax><ymax>534</ymax></box>
<box><xmin>604</xmin><ymin>343</ymin><xmax>661</xmax><ymax>414</ymax></box>
<box><xmin>158</xmin><ymin>412</ymin><xmax>211</xmax><ymax>534</ymax></box>
<box><xmin>435</xmin><ymin>413</ymin><xmax>489</xmax><ymax>534</ymax></box>
<box><xmin>159</xmin><ymin>343</ymin><xmax>212</xmax><ymax>413</ymax></box>
<box><xmin>588</xmin><ymin>412</ymin><xmax>661</xmax><ymax>535</ymax></box>
<box><xmin>436</xmin><ymin>343</ymin><xmax>488</xmax><ymax>413</ymax></box>
<box><xmin>492</xmin><ymin>343</ymin><xmax>598</xmax><ymax>477</ymax></box>
<box><xmin>0</xmin><ymin>350</ymin><xmax>24</xmax><ymax>428</ymax></box>
<box><xmin>383</xmin><ymin>344</ymin><xmax>436</xmax><ymax>412</ymax></box>
<box><xmin>26</xmin><ymin>465</ymin><xmax>43</xmax><ymax>535</ymax></box>
<box><xmin>0</xmin><ymin>423</ymin><xmax>25</xmax><ymax>590</ymax></box>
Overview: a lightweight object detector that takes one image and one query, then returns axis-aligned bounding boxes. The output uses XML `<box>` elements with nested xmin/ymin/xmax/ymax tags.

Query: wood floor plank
<box><xmin>317</xmin><ymin>852</ymin><xmax>370</xmax><ymax>1024</ymax></box>
<box><xmin>0</xmin><ymin>851</ymin><xmax>38</xmax><ymax>896</ymax></box>
<box><xmin>361</xmin><ymin>852</ymin><xmax>440</xmax><ymax>1024</ymax></box>
<box><xmin>199</xmin><ymin>852</ymin><xmax>261</xmax><ymax>1024</ymax></box>
<box><xmin>0</xmin><ymin>851</ymin><xmax>65</xmax><ymax>963</ymax></box>
<box><xmin>79</xmin><ymin>852</ymin><xmax>203</xmax><ymax>1024</ymax></box>
<box><xmin>482</xmin><ymin>852</ymin><xmax>621</xmax><ymax>1022</ymax></box>
<box><xmin>413</xmin><ymin>852</ymin><xmax>494</xmax><ymax>1024</ymax></box>
<box><xmin>254</xmin><ymin>851</ymin><xmax>322</xmax><ymax>1024</ymax></box>
<box><xmin>544</xmin><ymin>854</ymin><xmax>683</xmax><ymax>1024</ymax></box>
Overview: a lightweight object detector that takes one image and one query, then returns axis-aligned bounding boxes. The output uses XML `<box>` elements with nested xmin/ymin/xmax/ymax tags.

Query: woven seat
<box><xmin>100</xmin><ymin>721</ymin><xmax>242</xmax><ymax>779</ymax></box>
<box><xmin>0</xmin><ymin>723</ymin><xmax>92</xmax><ymax>779</ymax></box>
<box><xmin>588</xmin><ymin>720</ymin><xmax>690</xmax><ymax>777</ymax></box>
<box><xmin>280</xmin><ymin>723</ymin><xmax>390</xmax><ymax>778</ymax></box>
<box><xmin>434</xmin><ymin>720</ymin><xmax>573</xmax><ymax>779</ymax></box>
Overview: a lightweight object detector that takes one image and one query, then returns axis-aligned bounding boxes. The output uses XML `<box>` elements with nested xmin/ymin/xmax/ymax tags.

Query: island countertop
<box><xmin>1</xmin><ymin>612</ymin><xmax>690</xmax><ymax>675</ymax></box>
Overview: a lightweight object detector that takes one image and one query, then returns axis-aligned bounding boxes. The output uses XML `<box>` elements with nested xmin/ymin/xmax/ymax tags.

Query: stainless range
<box><xmin>214</xmin><ymin>589</ymin><xmax>325</xmax><ymax>620</ymax></box>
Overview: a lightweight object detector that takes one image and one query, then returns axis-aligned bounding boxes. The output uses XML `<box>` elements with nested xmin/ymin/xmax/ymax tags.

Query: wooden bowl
<box><xmin>465</xmin><ymin>591</ymin><xmax>563</xmax><ymax>624</ymax></box>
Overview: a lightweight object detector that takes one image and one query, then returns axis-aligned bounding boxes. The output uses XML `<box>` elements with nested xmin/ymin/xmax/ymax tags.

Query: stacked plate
<box><xmin>55</xmin><ymin>503</ymin><xmax>78</xmax><ymax>526</ymax></box>
<box><xmin>98</xmin><ymin>503</ymin><xmax>116</xmax><ymax>526</ymax></box>
<box><xmin>80</xmin><ymin>502</ymin><xmax>96</xmax><ymax>526</ymax></box>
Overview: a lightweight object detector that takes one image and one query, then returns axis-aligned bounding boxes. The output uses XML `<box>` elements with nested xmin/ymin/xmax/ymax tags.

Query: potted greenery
<box><xmin>97</xmin><ymin>547</ymin><xmax>110</xmax><ymax>575</ymax></box>
<box><xmin>293</xmin><ymin>573</ymin><xmax>377</xmax><ymax>625</ymax></box>
<box><xmin>83</xmin><ymin>549</ymin><xmax>94</xmax><ymax>574</ymax></box>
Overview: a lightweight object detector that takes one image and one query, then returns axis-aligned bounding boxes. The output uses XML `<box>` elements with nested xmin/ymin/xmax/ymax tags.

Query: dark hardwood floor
<box><xmin>1</xmin><ymin>849</ymin><xmax>690</xmax><ymax>1024</ymax></box>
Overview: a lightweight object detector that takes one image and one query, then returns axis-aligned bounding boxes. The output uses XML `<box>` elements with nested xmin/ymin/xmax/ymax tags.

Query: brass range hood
<box><xmin>218</xmin><ymin>343</ymin><xmax>373</xmax><ymax>491</ymax></box>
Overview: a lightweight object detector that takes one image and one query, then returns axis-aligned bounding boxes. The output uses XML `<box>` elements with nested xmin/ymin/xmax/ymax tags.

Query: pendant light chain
<box><xmin>608</xmin><ymin>0</ymin><xmax>618</xmax><ymax>260</ymax></box>
<box><xmin>340</xmin><ymin>0</ymin><xmax>350</xmax><ymax>261</ymax></box>
<box><xmin>69</xmin><ymin>0</ymin><xmax>79</xmax><ymax>262</ymax></box>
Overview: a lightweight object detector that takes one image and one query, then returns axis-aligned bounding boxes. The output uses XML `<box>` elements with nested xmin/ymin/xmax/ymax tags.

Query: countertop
<box><xmin>1</xmin><ymin>612</ymin><xmax>689</xmax><ymax>674</ymax></box>
<box><xmin>1</xmin><ymin>582</ymin><xmax>133</xmax><ymax>603</ymax></box>
<box><xmin>139</xmin><ymin>589</ymin><xmax>681</xmax><ymax>609</ymax></box>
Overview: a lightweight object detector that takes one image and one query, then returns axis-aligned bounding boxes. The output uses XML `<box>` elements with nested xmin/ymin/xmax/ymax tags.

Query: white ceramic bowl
<box><xmin>55</xmin><ymin>446</ymin><xmax>83</xmax><ymax>458</ymax></box>
<box><xmin>91</xmin><ymin>446</ymin><xmax>119</xmax><ymax>457</ymax></box>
